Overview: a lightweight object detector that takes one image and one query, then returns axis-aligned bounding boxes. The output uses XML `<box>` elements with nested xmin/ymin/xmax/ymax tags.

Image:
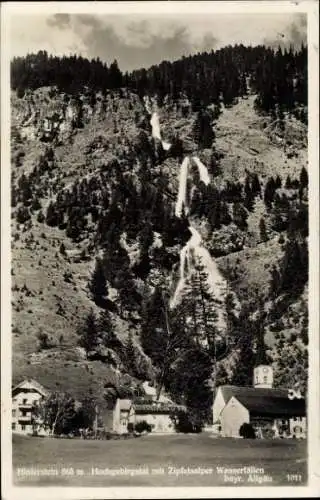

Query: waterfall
<box><xmin>144</xmin><ymin>96</ymin><xmax>171</xmax><ymax>151</ymax></box>
<box><xmin>193</xmin><ymin>156</ymin><xmax>211</xmax><ymax>185</ymax></box>
<box><xmin>150</xmin><ymin>111</ymin><xmax>171</xmax><ymax>151</ymax></box>
<box><xmin>170</xmin><ymin>223</ymin><xmax>227</xmax><ymax>329</ymax></box>
<box><xmin>174</xmin><ymin>156</ymin><xmax>211</xmax><ymax>217</ymax></box>
<box><xmin>175</xmin><ymin>156</ymin><xmax>190</xmax><ymax>218</ymax></box>
<box><xmin>142</xmin><ymin>95</ymin><xmax>229</xmax><ymax>331</ymax></box>
<box><xmin>171</xmin><ymin>157</ymin><xmax>228</xmax><ymax>330</ymax></box>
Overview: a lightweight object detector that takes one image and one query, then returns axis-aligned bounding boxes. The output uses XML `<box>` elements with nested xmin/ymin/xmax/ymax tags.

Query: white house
<box><xmin>212</xmin><ymin>365</ymin><xmax>306</xmax><ymax>439</ymax></box>
<box><xmin>129</xmin><ymin>401</ymin><xmax>186</xmax><ymax>434</ymax></box>
<box><xmin>12</xmin><ymin>379</ymin><xmax>49</xmax><ymax>435</ymax></box>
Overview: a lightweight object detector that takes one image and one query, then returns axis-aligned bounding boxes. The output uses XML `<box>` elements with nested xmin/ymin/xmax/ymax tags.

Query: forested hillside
<box><xmin>11</xmin><ymin>44</ymin><xmax>308</xmax><ymax>428</ymax></box>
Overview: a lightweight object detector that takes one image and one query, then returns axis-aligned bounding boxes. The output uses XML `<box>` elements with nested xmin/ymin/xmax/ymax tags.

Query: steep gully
<box><xmin>144</xmin><ymin>97</ymin><xmax>227</xmax><ymax>330</ymax></box>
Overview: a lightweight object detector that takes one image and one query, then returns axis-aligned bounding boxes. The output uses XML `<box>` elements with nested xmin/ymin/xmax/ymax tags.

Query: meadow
<box><xmin>13</xmin><ymin>433</ymin><xmax>307</xmax><ymax>487</ymax></box>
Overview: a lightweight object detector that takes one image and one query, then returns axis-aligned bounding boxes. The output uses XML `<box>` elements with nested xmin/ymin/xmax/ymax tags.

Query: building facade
<box><xmin>212</xmin><ymin>365</ymin><xmax>307</xmax><ymax>439</ymax></box>
<box><xmin>12</xmin><ymin>379</ymin><xmax>49</xmax><ymax>435</ymax></box>
<box><xmin>128</xmin><ymin>401</ymin><xmax>187</xmax><ymax>434</ymax></box>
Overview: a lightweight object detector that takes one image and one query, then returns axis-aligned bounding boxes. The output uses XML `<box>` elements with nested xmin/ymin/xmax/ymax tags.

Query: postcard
<box><xmin>1</xmin><ymin>1</ymin><xmax>319</xmax><ymax>499</ymax></box>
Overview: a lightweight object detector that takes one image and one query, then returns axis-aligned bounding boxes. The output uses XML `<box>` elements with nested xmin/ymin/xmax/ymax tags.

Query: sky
<box><xmin>9</xmin><ymin>10</ymin><xmax>307</xmax><ymax>72</ymax></box>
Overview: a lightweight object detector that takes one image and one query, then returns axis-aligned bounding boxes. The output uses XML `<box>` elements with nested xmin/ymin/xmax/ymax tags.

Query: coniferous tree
<box><xmin>244</xmin><ymin>176</ymin><xmax>254</xmax><ymax>211</ymax></box>
<box><xmin>124</xmin><ymin>332</ymin><xmax>137</xmax><ymax>375</ymax></box>
<box><xmin>259</xmin><ymin>217</ymin><xmax>268</xmax><ymax>242</ymax></box>
<box><xmin>78</xmin><ymin>309</ymin><xmax>99</xmax><ymax>355</ymax></box>
<box><xmin>264</xmin><ymin>177</ymin><xmax>276</xmax><ymax>210</ymax></box>
<box><xmin>251</xmin><ymin>173</ymin><xmax>261</xmax><ymax>196</ymax></box>
<box><xmin>285</xmin><ymin>175</ymin><xmax>292</xmax><ymax>189</ymax></box>
<box><xmin>275</xmin><ymin>175</ymin><xmax>282</xmax><ymax>189</ymax></box>
<box><xmin>300</xmin><ymin>166</ymin><xmax>308</xmax><ymax>189</ymax></box>
<box><xmin>89</xmin><ymin>258</ymin><xmax>108</xmax><ymax>306</ymax></box>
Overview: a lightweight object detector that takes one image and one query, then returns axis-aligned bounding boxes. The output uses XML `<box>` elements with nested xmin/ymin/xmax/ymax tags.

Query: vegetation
<box><xmin>11</xmin><ymin>40</ymin><xmax>308</xmax><ymax>425</ymax></box>
<box><xmin>12</xmin><ymin>44</ymin><xmax>307</xmax><ymax>122</ymax></box>
<box><xmin>239</xmin><ymin>422</ymin><xmax>256</xmax><ymax>439</ymax></box>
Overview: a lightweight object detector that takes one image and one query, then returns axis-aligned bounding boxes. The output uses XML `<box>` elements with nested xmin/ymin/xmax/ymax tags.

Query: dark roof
<box><xmin>235</xmin><ymin>394</ymin><xmax>305</xmax><ymax>417</ymax></box>
<box><xmin>219</xmin><ymin>386</ymin><xmax>306</xmax><ymax>418</ymax></box>
<box><xmin>133</xmin><ymin>402</ymin><xmax>186</xmax><ymax>414</ymax></box>
<box><xmin>219</xmin><ymin>385</ymin><xmax>288</xmax><ymax>404</ymax></box>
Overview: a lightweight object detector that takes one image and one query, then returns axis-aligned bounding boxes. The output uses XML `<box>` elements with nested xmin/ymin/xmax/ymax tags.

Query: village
<box><xmin>12</xmin><ymin>363</ymin><xmax>306</xmax><ymax>441</ymax></box>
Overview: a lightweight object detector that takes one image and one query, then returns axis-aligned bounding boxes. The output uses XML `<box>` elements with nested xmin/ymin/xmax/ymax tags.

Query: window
<box><xmin>12</xmin><ymin>409</ymin><xmax>16</xmax><ymax>417</ymax></box>
<box><xmin>263</xmin><ymin>376</ymin><xmax>268</xmax><ymax>384</ymax></box>
<box><xmin>22</xmin><ymin>399</ymin><xmax>28</xmax><ymax>404</ymax></box>
<box><xmin>12</xmin><ymin>423</ymin><xmax>16</xmax><ymax>430</ymax></box>
<box><xmin>21</xmin><ymin>424</ymin><xmax>26</xmax><ymax>431</ymax></box>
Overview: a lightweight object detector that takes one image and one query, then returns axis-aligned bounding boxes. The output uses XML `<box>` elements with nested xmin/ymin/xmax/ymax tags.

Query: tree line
<box><xmin>11</xmin><ymin>43</ymin><xmax>307</xmax><ymax>121</ymax></box>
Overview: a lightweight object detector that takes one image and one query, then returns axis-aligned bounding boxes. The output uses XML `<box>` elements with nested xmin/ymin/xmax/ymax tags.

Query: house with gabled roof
<box><xmin>212</xmin><ymin>365</ymin><xmax>306</xmax><ymax>439</ymax></box>
<box><xmin>12</xmin><ymin>379</ymin><xmax>49</xmax><ymax>435</ymax></box>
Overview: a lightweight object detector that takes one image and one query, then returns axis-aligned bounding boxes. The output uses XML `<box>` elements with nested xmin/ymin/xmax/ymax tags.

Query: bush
<box><xmin>134</xmin><ymin>420</ymin><xmax>152</xmax><ymax>434</ymax></box>
<box><xmin>171</xmin><ymin>410</ymin><xmax>202</xmax><ymax>433</ymax></box>
<box><xmin>37</xmin><ymin>330</ymin><xmax>51</xmax><ymax>350</ymax></box>
<box><xmin>16</xmin><ymin>206</ymin><xmax>31</xmax><ymax>224</ymax></box>
<box><xmin>239</xmin><ymin>422</ymin><xmax>256</xmax><ymax>439</ymax></box>
<box><xmin>127</xmin><ymin>422</ymin><xmax>134</xmax><ymax>433</ymax></box>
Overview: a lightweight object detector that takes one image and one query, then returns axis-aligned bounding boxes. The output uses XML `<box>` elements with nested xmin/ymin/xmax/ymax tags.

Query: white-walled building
<box><xmin>212</xmin><ymin>365</ymin><xmax>306</xmax><ymax>439</ymax></box>
<box><xmin>12</xmin><ymin>379</ymin><xmax>49</xmax><ymax>435</ymax></box>
<box><xmin>129</xmin><ymin>402</ymin><xmax>186</xmax><ymax>434</ymax></box>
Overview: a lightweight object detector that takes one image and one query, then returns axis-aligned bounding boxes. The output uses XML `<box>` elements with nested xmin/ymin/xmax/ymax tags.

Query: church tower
<box><xmin>253</xmin><ymin>365</ymin><xmax>273</xmax><ymax>389</ymax></box>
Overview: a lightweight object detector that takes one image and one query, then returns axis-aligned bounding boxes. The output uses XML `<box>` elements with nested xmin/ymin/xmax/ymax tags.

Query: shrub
<box><xmin>127</xmin><ymin>422</ymin><xmax>134</xmax><ymax>433</ymax></box>
<box><xmin>239</xmin><ymin>422</ymin><xmax>256</xmax><ymax>439</ymax></box>
<box><xmin>37</xmin><ymin>330</ymin><xmax>50</xmax><ymax>350</ymax></box>
<box><xmin>59</xmin><ymin>242</ymin><xmax>66</xmax><ymax>255</ymax></box>
<box><xmin>170</xmin><ymin>410</ymin><xmax>202</xmax><ymax>433</ymax></box>
<box><xmin>16</xmin><ymin>206</ymin><xmax>31</xmax><ymax>224</ymax></box>
<box><xmin>134</xmin><ymin>420</ymin><xmax>152</xmax><ymax>434</ymax></box>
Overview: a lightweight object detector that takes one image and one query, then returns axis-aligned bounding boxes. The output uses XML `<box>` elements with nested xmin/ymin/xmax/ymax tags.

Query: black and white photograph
<box><xmin>1</xmin><ymin>1</ymin><xmax>319</xmax><ymax>498</ymax></box>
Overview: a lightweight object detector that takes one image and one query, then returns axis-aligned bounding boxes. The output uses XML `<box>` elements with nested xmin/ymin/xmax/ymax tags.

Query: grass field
<box><xmin>13</xmin><ymin>433</ymin><xmax>307</xmax><ymax>487</ymax></box>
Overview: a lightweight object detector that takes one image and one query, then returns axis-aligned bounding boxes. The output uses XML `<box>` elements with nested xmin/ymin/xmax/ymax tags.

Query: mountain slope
<box><xmin>11</xmin><ymin>78</ymin><xmax>308</xmax><ymax>402</ymax></box>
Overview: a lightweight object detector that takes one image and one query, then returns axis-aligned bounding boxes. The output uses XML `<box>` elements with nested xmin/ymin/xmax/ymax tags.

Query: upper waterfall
<box><xmin>143</xmin><ymin>96</ymin><xmax>171</xmax><ymax>151</ymax></box>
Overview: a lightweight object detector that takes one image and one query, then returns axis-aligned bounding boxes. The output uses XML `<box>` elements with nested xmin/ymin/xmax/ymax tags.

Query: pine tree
<box><xmin>168</xmin><ymin>345</ymin><xmax>213</xmax><ymax>429</ymax></box>
<box><xmin>78</xmin><ymin>309</ymin><xmax>99</xmax><ymax>355</ymax></box>
<box><xmin>275</xmin><ymin>175</ymin><xmax>282</xmax><ymax>189</ymax></box>
<box><xmin>270</xmin><ymin>264</ymin><xmax>281</xmax><ymax>298</ymax></box>
<box><xmin>124</xmin><ymin>332</ymin><xmax>137</xmax><ymax>375</ymax></box>
<box><xmin>140</xmin><ymin>287</ymin><xmax>168</xmax><ymax>367</ymax></box>
<box><xmin>244</xmin><ymin>176</ymin><xmax>254</xmax><ymax>211</ymax></box>
<box><xmin>193</xmin><ymin>110</ymin><xmax>214</xmax><ymax>149</ymax></box>
<box><xmin>251</xmin><ymin>174</ymin><xmax>261</xmax><ymax>196</ymax></box>
<box><xmin>264</xmin><ymin>177</ymin><xmax>276</xmax><ymax>210</ymax></box>
<box><xmin>89</xmin><ymin>258</ymin><xmax>108</xmax><ymax>306</ymax></box>
<box><xmin>109</xmin><ymin>60</ymin><xmax>123</xmax><ymax>88</ymax></box>
<box><xmin>285</xmin><ymin>175</ymin><xmax>292</xmax><ymax>189</ymax></box>
<box><xmin>179</xmin><ymin>260</ymin><xmax>220</xmax><ymax>350</ymax></box>
<box><xmin>233</xmin><ymin>202</ymin><xmax>248</xmax><ymax>230</ymax></box>
<box><xmin>300</xmin><ymin>166</ymin><xmax>308</xmax><ymax>189</ymax></box>
<box><xmin>259</xmin><ymin>217</ymin><xmax>268</xmax><ymax>242</ymax></box>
